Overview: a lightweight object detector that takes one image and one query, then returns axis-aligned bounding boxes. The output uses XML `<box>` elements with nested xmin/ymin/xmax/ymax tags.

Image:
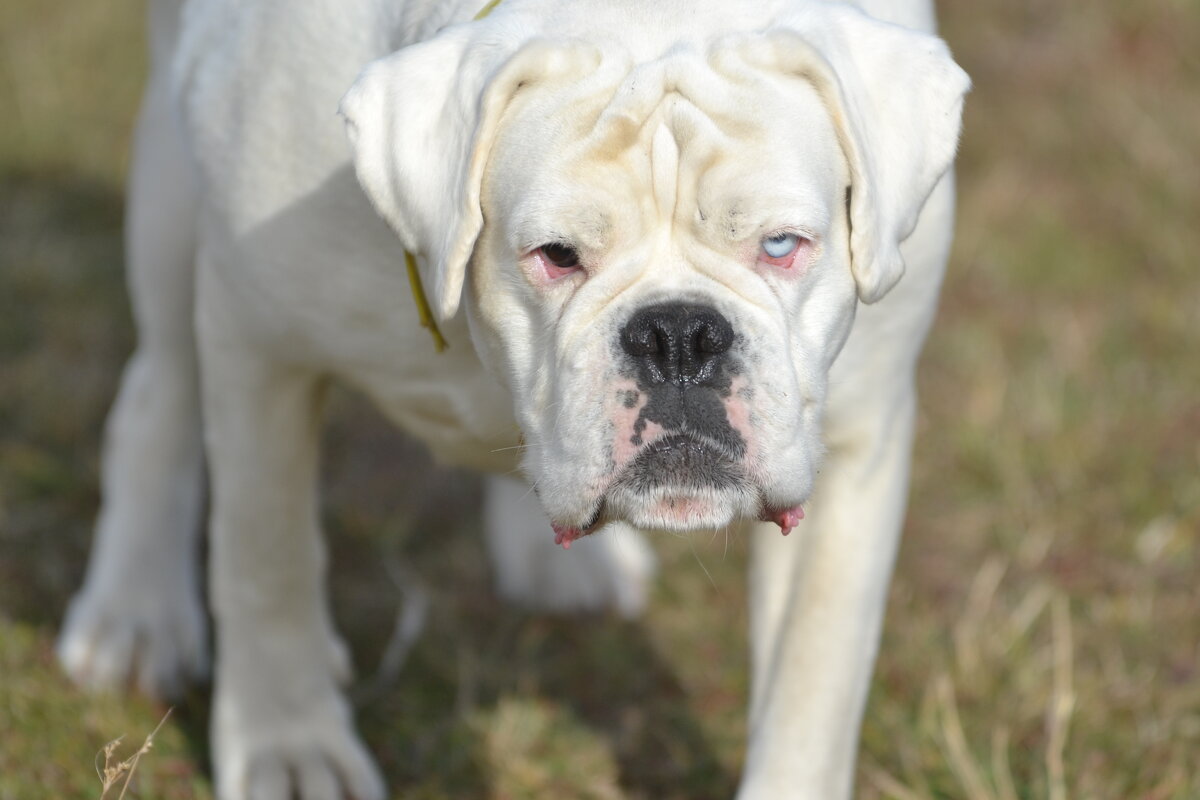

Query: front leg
<box><xmin>739</xmin><ymin>390</ymin><xmax>917</xmax><ymax>799</ymax></box>
<box><xmin>483</xmin><ymin>474</ymin><xmax>656</xmax><ymax>617</ymax></box>
<box><xmin>200</xmin><ymin>330</ymin><xmax>384</xmax><ymax>800</ymax></box>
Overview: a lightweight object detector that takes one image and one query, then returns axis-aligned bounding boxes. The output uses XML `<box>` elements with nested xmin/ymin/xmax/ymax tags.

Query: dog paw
<box><xmin>57</xmin><ymin>582</ymin><xmax>209</xmax><ymax>699</ymax></box>
<box><xmin>497</xmin><ymin>521</ymin><xmax>657</xmax><ymax>618</ymax></box>
<box><xmin>215</xmin><ymin>694</ymin><xmax>385</xmax><ymax>800</ymax></box>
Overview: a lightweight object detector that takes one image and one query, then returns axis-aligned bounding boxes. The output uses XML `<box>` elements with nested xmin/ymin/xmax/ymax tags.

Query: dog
<box><xmin>56</xmin><ymin>0</ymin><xmax>968</xmax><ymax>796</ymax></box>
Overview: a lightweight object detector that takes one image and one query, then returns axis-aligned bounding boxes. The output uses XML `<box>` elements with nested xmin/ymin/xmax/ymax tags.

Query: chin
<box><xmin>600</xmin><ymin>433</ymin><xmax>761</xmax><ymax>531</ymax></box>
<box><xmin>604</xmin><ymin>483</ymin><xmax>761</xmax><ymax>531</ymax></box>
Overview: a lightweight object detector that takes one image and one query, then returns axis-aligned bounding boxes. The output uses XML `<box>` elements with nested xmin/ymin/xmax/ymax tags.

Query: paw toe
<box><xmin>57</xmin><ymin>591</ymin><xmax>209</xmax><ymax>700</ymax></box>
<box><xmin>223</xmin><ymin>739</ymin><xmax>385</xmax><ymax>800</ymax></box>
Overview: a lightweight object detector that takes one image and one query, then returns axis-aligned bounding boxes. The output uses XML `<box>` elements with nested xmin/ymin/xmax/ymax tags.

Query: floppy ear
<box><xmin>750</xmin><ymin>4</ymin><xmax>970</xmax><ymax>303</ymax></box>
<box><xmin>340</xmin><ymin>21</ymin><xmax>598</xmax><ymax>320</ymax></box>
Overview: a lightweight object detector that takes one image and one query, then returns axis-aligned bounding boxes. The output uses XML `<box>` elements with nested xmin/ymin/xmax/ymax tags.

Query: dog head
<box><xmin>341</xmin><ymin>0</ymin><xmax>969</xmax><ymax>534</ymax></box>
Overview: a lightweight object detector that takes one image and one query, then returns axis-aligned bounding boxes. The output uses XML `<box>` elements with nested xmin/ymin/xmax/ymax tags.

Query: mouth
<box><xmin>552</xmin><ymin>433</ymin><xmax>759</xmax><ymax>543</ymax></box>
<box><xmin>549</xmin><ymin>434</ymin><xmax>807</xmax><ymax>547</ymax></box>
<box><xmin>619</xmin><ymin>432</ymin><xmax>746</xmax><ymax>491</ymax></box>
<box><xmin>552</xmin><ymin>498</ymin><xmax>805</xmax><ymax>548</ymax></box>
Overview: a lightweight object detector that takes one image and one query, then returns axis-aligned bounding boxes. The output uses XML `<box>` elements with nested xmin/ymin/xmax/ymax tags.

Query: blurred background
<box><xmin>1</xmin><ymin>1</ymin><xmax>1196</xmax><ymax>797</ymax></box>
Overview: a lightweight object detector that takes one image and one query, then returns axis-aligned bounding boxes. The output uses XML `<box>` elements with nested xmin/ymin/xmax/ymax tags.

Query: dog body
<box><xmin>58</xmin><ymin>0</ymin><xmax>967</xmax><ymax>796</ymax></box>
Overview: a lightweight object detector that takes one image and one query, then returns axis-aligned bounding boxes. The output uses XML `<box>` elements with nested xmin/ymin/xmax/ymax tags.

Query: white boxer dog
<box><xmin>57</xmin><ymin>0</ymin><xmax>968</xmax><ymax>796</ymax></box>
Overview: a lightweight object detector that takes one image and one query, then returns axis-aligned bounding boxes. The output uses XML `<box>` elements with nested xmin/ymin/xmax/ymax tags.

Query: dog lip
<box><xmin>612</xmin><ymin>430</ymin><xmax>747</xmax><ymax>497</ymax></box>
<box><xmin>555</xmin><ymin>435</ymin><xmax>749</xmax><ymax>537</ymax></box>
<box><xmin>631</xmin><ymin>430</ymin><xmax>741</xmax><ymax>473</ymax></box>
<box><xmin>642</xmin><ymin>432</ymin><xmax>728</xmax><ymax>460</ymax></box>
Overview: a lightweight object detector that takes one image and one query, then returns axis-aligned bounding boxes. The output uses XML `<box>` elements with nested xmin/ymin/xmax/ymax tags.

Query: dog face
<box><xmin>469</xmin><ymin>56</ymin><xmax>851</xmax><ymax>532</ymax></box>
<box><xmin>341</xmin><ymin>0</ymin><xmax>969</xmax><ymax>535</ymax></box>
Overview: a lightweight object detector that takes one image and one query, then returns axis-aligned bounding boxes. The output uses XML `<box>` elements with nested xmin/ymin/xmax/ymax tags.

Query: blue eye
<box><xmin>761</xmin><ymin>232</ymin><xmax>800</xmax><ymax>259</ymax></box>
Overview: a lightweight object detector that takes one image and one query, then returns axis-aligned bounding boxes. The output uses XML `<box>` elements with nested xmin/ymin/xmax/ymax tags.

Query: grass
<box><xmin>97</xmin><ymin>711</ymin><xmax>175</xmax><ymax>799</ymax></box>
<box><xmin>1</xmin><ymin>0</ymin><xmax>1197</xmax><ymax>797</ymax></box>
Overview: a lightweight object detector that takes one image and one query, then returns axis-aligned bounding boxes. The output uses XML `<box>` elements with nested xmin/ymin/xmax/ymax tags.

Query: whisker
<box><xmin>489</xmin><ymin>443</ymin><xmax>541</xmax><ymax>454</ymax></box>
<box><xmin>688</xmin><ymin>533</ymin><xmax>717</xmax><ymax>591</ymax></box>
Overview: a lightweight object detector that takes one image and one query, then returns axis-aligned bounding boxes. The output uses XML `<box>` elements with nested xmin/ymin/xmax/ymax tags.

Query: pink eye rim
<box><xmin>532</xmin><ymin>242</ymin><xmax>584</xmax><ymax>280</ymax></box>
<box><xmin>757</xmin><ymin>231</ymin><xmax>809</xmax><ymax>269</ymax></box>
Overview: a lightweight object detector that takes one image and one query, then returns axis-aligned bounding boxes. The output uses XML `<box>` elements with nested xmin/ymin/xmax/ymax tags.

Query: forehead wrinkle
<box><xmin>650</xmin><ymin>117</ymin><xmax>680</xmax><ymax>225</ymax></box>
<box><xmin>642</xmin><ymin>92</ymin><xmax>729</xmax><ymax>246</ymax></box>
<box><xmin>665</xmin><ymin>97</ymin><xmax>726</xmax><ymax>225</ymax></box>
<box><xmin>578</xmin><ymin>60</ymin><xmax>667</xmax><ymax>158</ymax></box>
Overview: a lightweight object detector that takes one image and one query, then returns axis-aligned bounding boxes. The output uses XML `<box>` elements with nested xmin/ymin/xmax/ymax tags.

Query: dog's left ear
<box><xmin>746</xmin><ymin>4</ymin><xmax>970</xmax><ymax>303</ymax></box>
<box><xmin>340</xmin><ymin>20</ymin><xmax>598</xmax><ymax>320</ymax></box>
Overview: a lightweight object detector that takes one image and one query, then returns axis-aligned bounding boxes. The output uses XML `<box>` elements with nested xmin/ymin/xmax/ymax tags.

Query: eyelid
<box><xmin>761</xmin><ymin>225</ymin><xmax>817</xmax><ymax>242</ymax></box>
<box><xmin>520</xmin><ymin>239</ymin><xmax>560</xmax><ymax>257</ymax></box>
<box><xmin>515</xmin><ymin>226</ymin><xmax>566</xmax><ymax>255</ymax></box>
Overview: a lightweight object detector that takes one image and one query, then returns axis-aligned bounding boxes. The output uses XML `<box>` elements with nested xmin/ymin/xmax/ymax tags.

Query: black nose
<box><xmin>620</xmin><ymin>303</ymin><xmax>734</xmax><ymax>387</ymax></box>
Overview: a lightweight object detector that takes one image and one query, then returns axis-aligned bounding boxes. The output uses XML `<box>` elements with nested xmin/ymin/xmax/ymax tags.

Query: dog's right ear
<box><xmin>744</xmin><ymin>4</ymin><xmax>970</xmax><ymax>304</ymax></box>
<box><xmin>340</xmin><ymin>18</ymin><xmax>598</xmax><ymax>322</ymax></box>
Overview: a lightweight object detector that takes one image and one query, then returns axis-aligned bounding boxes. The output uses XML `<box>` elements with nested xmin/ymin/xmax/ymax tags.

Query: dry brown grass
<box><xmin>97</xmin><ymin>711</ymin><xmax>173</xmax><ymax>800</ymax></box>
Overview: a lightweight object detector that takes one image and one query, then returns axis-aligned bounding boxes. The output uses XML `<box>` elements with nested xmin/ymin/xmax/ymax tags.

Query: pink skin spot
<box><xmin>723</xmin><ymin>377</ymin><xmax>756</xmax><ymax>467</ymax></box>
<box><xmin>609</xmin><ymin>382</ymin><xmax>664</xmax><ymax>471</ymax></box>
<box><xmin>653</xmin><ymin>496</ymin><xmax>719</xmax><ymax>525</ymax></box>
<box><xmin>760</xmin><ymin>505</ymin><xmax>805</xmax><ymax>536</ymax></box>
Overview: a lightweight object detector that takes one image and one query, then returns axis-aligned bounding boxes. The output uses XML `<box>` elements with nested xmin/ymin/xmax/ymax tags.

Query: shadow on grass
<box><xmin>326</xmin><ymin>399</ymin><xmax>734</xmax><ymax>799</ymax></box>
<box><xmin>0</xmin><ymin>165</ymin><xmax>218</xmax><ymax>781</ymax></box>
<box><xmin>0</xmin><ymin>167</ymin><xmax>131</xmax><ymax>627</ymax></box>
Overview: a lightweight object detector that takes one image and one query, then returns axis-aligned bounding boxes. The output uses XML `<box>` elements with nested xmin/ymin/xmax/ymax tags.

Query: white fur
<box><xmin>59</xmin><ymin>0</ymin><xmax>967</xmax><ymax>797</ymax></box>
<box><xmin>484</xmin><ymin>474</ymin><xmax>656</xmax><ymax>617</ymax></box>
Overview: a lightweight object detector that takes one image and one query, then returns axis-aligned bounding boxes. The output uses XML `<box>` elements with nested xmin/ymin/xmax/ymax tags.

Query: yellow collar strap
<box><xmin>404</xmin><ymin>250</ymin><xmax>449</xmax><ymax>353</ymax></box>
<box><xmin>404</xmin><ymin>0</ymin><xmax>501</xmax><ymax>353</ymax></box>
<box><xmin>474</xmin><ymin>0</ymin><xmax>503</xmax><ymax>19</ymax></box>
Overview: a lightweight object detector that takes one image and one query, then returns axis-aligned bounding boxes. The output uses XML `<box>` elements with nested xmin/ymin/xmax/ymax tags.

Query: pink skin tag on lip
<box><xmin>761</xmin><ymin>506</ymin><xmax>805</xmax><ymax>536</ymax></box>
<box><xmin>552</xmin><ymin>522</ymin><xmax>584</xmax><ymax>550</ymax></box>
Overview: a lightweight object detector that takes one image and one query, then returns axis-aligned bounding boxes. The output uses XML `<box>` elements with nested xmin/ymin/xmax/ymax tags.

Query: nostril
<box><xmin>621</xmin><ymin>324</ymin><xmax>661</xmax><ymax>357</ymax></box>
<box><xmin>688</xmin><ymin>313</ymin><xmax>733</xmax><ymax>356</ymax></box>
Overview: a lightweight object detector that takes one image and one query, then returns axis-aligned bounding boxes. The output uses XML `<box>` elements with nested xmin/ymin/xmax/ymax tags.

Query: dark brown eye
<box><xmin>540</xmin><ymin>242</ymin><xmax>580</xmax><ymax>269</ymax></box>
